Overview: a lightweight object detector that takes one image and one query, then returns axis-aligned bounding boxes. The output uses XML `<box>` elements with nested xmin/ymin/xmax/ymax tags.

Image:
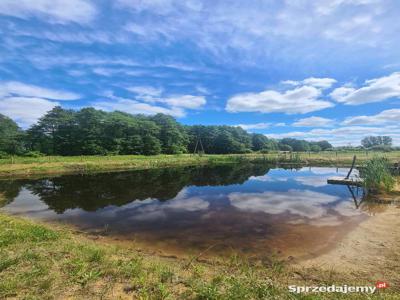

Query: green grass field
<box><xmin>0</xmin><ymin>151</ymin><xmax>399</xmax><ymax>178</ymax></box>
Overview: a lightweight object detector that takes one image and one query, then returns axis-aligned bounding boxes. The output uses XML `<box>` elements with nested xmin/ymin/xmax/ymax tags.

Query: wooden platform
<box><xmin>327</xmin><ymin>176</ymin><xmax>364</xmax><ymax>186</ymax></box>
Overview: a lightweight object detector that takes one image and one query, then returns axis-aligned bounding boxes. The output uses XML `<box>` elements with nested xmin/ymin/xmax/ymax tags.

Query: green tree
<box><xmin>316</xmin><ymin>140</ymin><xmax>333</xmax><ymax>150</ymax></box>
<box><xmin>27</xmin><ymin>107</ymin><xmax>76</xmax><ymax>155</ymax></box>
<box><xmin>0</xmin><ymin>114</ymin><xmax>24</xmax><ymax>155</ymax></box>
<box><xmin>361</xmin><ymin>136</ymin><xmax>392</xmax><ymax>148</ymax></box>
<box><xmin>142</xmin><ymin>135</ymin><xmax>162</xmax><ymax>155</ymax></box>
<box><xmin>74</xmin><ymin>108</ymin><xmax>107</xmax><ymax>155</ymax></box>
<box><xmin>252</xmin><ymin>134</ymin><xmax>269</xmax><ymax>151</ymax></box>
<box><xmin>310</xmin><ymin>144</ymin><xmax>322</xmax><ymax>152</ymax></box>
<box><xmin>151</xmin><ymin>114</ymin><xmax>188</xmax><ymax>154</ymax></box>
<box><xmin>280</xmin><ymin>138</ymin><xmax>310</xmax><ymax>152</ymax></box>
<box><xmin>278</xmin><ymin>144</ymin><xmax>293</xmax><ymax>151</ymax></box>
<box><xmin>214</xmin><ymin>131</ymin><xmax>247</xmax><ymax>154</ymax></box>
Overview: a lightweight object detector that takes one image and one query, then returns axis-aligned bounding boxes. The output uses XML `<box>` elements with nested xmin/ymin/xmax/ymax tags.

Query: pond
<box><xmin>0</xmin><ymin>163</ymin><xmax>374</xmax><ymax>261</ymax></box>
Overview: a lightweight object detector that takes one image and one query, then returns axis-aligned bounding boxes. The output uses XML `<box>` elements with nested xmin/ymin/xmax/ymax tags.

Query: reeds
<box><xmin>361</xmin><ymin>156</ymin><xmax>395</xmax><ymax>192</ymax></box>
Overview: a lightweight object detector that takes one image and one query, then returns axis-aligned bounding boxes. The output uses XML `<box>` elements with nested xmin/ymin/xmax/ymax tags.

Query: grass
<box><xmin>0</xmin><ymin>214</ymin><xmax>399</xmax><ymax>299</ymax></box>
<box><xmin>0</xmin><ymin>151</ymin><xmax>399</xmax><ymax>178</ymax></box>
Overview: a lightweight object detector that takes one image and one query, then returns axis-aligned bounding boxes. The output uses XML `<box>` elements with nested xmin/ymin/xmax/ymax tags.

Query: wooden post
<box><xmin>345</xmin><ymin>155</ymin><xmax>357</xmax><ymax>179</ymax></box>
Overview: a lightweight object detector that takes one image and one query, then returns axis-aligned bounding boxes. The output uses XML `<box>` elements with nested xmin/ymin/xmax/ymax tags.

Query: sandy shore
<box><xmin>298</xmin><ymin>203</ymin><xmax>400</xmax><ymax>282</ymax></box>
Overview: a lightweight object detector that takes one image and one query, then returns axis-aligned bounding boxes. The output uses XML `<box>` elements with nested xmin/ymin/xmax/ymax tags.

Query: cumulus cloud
<box><xmin>0</xmin><ymin>97</ymin><xmax>58</xmax><ymax>127</ymax></box>
<box><xmin>293</xmin><ymin>116</ymin><xmax>335</xmax><ymax>127</ymax></box>
<box><xmin>0</xmin><ymin>0</ymin><xmax>97</xmax><ymax>24</ymax></box>
<box><xmin>342</xmin><ymin>108</ymin><xmax>400</xmax><ymax>125</ymax></box>
<box><xmin>0</xmin><ymin>81</ymin><xmax>80</xmax><ymax>100</ymax></box>
<box><xmin>235</xmin><ymin>123</ymin><xmax>270</xmax><ymax>130</ymax></box>
<box><xmin>226</xmin><ymin>85</ymin><xmax>333</xmax><ymax>114</ymax></box>
<box><xmin>330</xmin><ymin>72</ymin><xmax>400</xmax><ymax>105</ymax></box>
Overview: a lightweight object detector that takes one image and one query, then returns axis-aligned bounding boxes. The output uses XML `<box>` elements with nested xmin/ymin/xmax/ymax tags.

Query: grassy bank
<box><xmin>1</xmin><ymin>151</ymin><xmax>399</xmax><ymax>178</ymax></box>
<box><xmin>0</xmin><ymin>213</ymin><xmax>398</xmax><ymax>299</ymax></box>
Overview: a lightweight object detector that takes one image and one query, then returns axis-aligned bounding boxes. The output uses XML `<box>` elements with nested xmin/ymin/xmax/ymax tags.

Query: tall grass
<box><xmin>361</xmin><ymin>157</ymin><xmax>395</xmax><ymax>192</ymax></box>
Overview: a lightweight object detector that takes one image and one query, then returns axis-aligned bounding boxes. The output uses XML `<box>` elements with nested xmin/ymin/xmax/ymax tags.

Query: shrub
<box><xmin>0</xmin><ymin>151</ymin><xmax>11</xmax><ymax>159</ymax></box>
<box><xmin>369</xmin><ymin>145</ymin><xmax>392</xmax><ymax>152</ymax></box>
<box><xmin>361</xmin><ymin>157</ymin><xmax>395</xmax><ymax>192</ymax></box>
<box><xmin>22</xmin><ymin>151</ymin><xmax>45</xmax><ymax>158</ymax></box>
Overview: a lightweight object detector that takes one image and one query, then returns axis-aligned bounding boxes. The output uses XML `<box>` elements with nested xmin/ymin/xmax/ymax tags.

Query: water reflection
<box><xmin>0</xmin><ymin>164</ymin><xmax>372</xmax><ymax>259</ymax></box>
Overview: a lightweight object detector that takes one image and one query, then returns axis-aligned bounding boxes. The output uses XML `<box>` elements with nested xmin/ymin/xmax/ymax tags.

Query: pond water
<box><xmin>0</xmin><ymin>163</ymin><xmax>373</xmax><ymax>260</ymax></box>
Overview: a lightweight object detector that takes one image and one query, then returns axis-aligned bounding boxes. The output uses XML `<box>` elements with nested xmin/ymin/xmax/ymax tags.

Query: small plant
<box><xmin>361</xmin><ymin>156</ymin><xmax>395</xmax><ymax>192</ymax></box>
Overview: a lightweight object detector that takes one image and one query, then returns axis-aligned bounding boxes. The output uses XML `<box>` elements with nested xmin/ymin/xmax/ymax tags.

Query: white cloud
<box><xmin>268</xmin><ymin>125</ymin><xmax>400</xmax><ymax>146</ymax></box>
<box><xmin>126</xmin><ymin>86</ymin><xmax>206</xmax><ymax>109</ymax></box>
<box><xmin>226</xmin><ymin>85</ymin><xmax>333</xmax><ymax>114</ymax></box>
<box><xmin>127</xmin><ymin>86</ymin><xmax>163</xmax><ymax>98</ymax></box>
<box><xmin>92</xmin><ymin>67</ymin><xmax>143</xmax><ymax>77</ymax></box>
<box><xmin>0</xmin><ymin>97</ymin><xmax>58</xmax><ymax>127</ymax></box>
<box><xmin>0</xmin><ymin>81</ymin><xmax>80</xmax><ymax>100</ymax></box>
<box><xmin>281</xmin><ymin>80</ymin><xmax>299</xmax><ymax>86</ymax></box>
<box><xmin>0</xmin><ymin>0</ymin><xmax>97</xmax><ymax>24</ymax></box>
<box><xmin>0</xmin><ymin>82</ymin><xmax>79</xmax><ymax>127</ymax></box>
<box><xmin>98</xmin><ymin>89</ymin><xmax>205</xmax><ymax>117</ymax></box>
<box><xmin>115</xmin><ymin>0</ymin><xmax>398</xmax><ymax>64</ymax></box>
<box><xmin>330</xmin><ymin>72</ymin><xmax>400</xmax><ymax>105</ymax></box>
<box><xmin>235</xmin><ymin>123</ymin><xmax>270</xmax><ymax>130</ymax></box>
<box><xmin>164</xmin><ymin>95</ymin><xmax>206</xmax><ymax>109</ymax></box>
<box><xmin>293</xmin><ymin>116</ymin><xmax>335</xmax><ymax>127</ymax></box>
<box><xmin>343</xmin><ymin>108</ymin><xmax>400</xmax><ymax>125</ymax></box>
<box><xmin>283</xmin><ymin>78</ymin><xmax>337</xmax><ymax>89</ymax></box>
<box><xmin>94</xmin><ymin>98</ymin><xmax>185</xmax><ymax>118</ymax></box>
<box><xmin>302</xmin><ymin>77</ymin><xmax>337</xmax><ymax>89</ymax></box>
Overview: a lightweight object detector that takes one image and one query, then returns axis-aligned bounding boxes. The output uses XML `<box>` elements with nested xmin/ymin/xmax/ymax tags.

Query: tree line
<box><xmin>0</xmin><ymin>106</ymin><xmax>348</xmax><ymax>157</ymax></box>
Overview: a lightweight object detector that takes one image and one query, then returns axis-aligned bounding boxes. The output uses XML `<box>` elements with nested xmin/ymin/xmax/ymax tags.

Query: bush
<box><xmin>0</xmin><ymin>151</ymin><xmax>11</xmax><ymax>159</ymax></box>
<box><xmin>278</xmin><ymin>144</ymin><xmax>292</xmax><ymax>152</ymax></box>
<box><xmin>369</xmin><ymin>145</ymin><xmax>392</xmax><ymax>152</ymax></box>
<box><xmin>361</xmin><ymin>157</ymin><xmax>395</xmax><ymax>192</ymax></box>
<box><xmin>22</xmin><ymin>151</ymin><xmax>45</xmax><ymax>158</ymax></box>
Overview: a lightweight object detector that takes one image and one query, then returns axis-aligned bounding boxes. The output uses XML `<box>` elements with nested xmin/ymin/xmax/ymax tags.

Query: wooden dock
<box><xmin>327</xmin><ymin>176</ymin><xmax>364</xmax><ymax>186</ymax></box>
<box><xmin>327</xmin><ymin>155</ymin><xmax>364</xmax><ymax>187</ymax></box>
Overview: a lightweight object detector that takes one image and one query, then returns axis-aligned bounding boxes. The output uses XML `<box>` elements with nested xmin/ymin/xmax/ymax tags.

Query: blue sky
<box><xmin>0</xmin><ymin>0</ymin><xmax>400</xmax><ymax>146</ymax></box>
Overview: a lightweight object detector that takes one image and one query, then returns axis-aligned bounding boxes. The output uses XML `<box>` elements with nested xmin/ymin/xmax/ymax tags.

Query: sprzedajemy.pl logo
<box><xmin>288</xmin><ymin>281</ymin><xmax>389</xmax><ymax>294</ymax></box>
